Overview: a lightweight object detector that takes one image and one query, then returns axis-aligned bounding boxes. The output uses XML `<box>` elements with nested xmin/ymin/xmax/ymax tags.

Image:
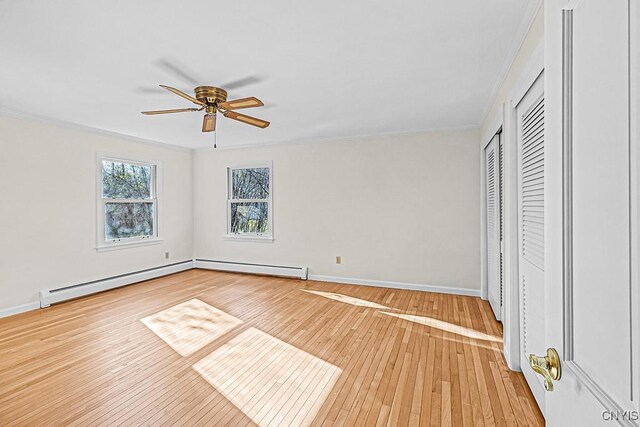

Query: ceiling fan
<box><xmin>141</xmin><ymin>85</ymin><xmax>270</xmax><ymax>132</ymax></box>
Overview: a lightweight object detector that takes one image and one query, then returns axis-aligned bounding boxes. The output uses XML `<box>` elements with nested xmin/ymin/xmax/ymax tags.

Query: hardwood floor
<box><xmin>0</xmin><ymin>270</ymin><xmax>543</xmax><ymax>426</ymax></box>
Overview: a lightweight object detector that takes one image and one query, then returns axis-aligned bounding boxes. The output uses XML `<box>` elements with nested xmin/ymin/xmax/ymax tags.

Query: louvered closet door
<box><xmin>499</xmin><ymin>138</ymin><xmax>505</xmax><ymax>318</ymax></box>
<box><xmin>516</xmin><ymin>73</ymin><xmax>546</xmax><ymax>410</ymax></box>
<box><xmin>485</xmin><ymin>134</ymin><xmax>502</xmax><ymax>321</ymax></box>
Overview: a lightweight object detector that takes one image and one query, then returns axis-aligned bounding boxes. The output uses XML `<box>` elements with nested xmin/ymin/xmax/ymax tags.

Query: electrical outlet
<box><xmin>165</xmin><ymin>251</ymin><xmax>170</xmax><ymax>259</ymax></box>
<box><xmin>336</xmin><ymin>256</ymin><xmax>342</xmax><ymax>264</ymax></box>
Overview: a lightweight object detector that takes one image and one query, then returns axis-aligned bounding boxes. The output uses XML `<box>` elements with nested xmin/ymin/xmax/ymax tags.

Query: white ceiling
<box><xmin>0</xmin><ymin>0</ymin><xmax>539</xmax><ymax>149</ymax></box>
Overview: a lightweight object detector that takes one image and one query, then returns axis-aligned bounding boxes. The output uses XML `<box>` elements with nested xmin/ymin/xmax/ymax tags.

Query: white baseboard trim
<box><xmin>3</xmin><ymin>265</ymin><xmax>478</xmax><ymax>319</ymax></box>
<box><xmin>194</xmin><ymin>259</ymin><xmax>308</xmax><ymax>280</ymax></box>
<box><xmin>0</xmin><ymin>301</ymin><xmax>41</xmax><ymax>319</ymax></box>
<box><xmin>39</xmin><ymin>260</ymin><xmax>194</xmax><ymax>308</ymax></box>
<box><xmin>307</xmin><ymin>275</ymin><xmax>481</xmax><ymax>297</ymax></box>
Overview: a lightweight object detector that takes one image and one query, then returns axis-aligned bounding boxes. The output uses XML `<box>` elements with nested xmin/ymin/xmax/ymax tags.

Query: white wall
<box><xmin>0</xmin><ymin>115</ymin><xmax>193</xmax><ymax>311</ymax></box>
<box><xmin>193</xmin><ymin>129</ymin><xmax>481</xmax><ymax>293</ymax></box>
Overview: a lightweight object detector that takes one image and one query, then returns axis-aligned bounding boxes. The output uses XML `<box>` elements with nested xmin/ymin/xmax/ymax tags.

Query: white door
<box><xmin>515</xmin><ymin>73</ymin><xmax>547</xmax><ymax>410</ymax></box>
<box><xmin>541</xmin><ymin>0</ymin><xmax>639</xmax><ymax>424</ymax></box>
<box><xmin>485</xmin><ymin>133</ymin><xmax>502</xmax><ymax>320</ymax></box>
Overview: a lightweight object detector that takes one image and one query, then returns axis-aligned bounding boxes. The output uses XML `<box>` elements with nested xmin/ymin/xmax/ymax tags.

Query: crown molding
<box><xmin>477</xmin><ymin>0</ymin><xmax>544</xmax><ymax>128</ymax></box>
<box><xmin>195</xmin><ymin>124</ymin><xmax>479</xmax><ymax>152</ymax></box>
<box><xmin>0</xmin><ymin>106</ymin><xmax>192</xmax><ymax>153</ymax></box>
<box><xmin>0</xmin><ymin>106</ymin><xmax>479</xmax><ymax>153</ymax></box>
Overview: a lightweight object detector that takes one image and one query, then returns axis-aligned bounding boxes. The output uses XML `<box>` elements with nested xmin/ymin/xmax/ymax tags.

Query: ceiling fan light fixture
<box><xmin>202</xmin><ymin>113</ymin><xmax>216</xmax><ymax>132</ymax></box>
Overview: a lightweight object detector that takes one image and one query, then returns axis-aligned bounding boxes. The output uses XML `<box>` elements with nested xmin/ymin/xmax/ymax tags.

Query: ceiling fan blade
<box><xmin>202</xmin><ymin>114</ymin><xmax>216</xmax><ymax>132</ymax></box>
<box><xmin>141</xmin><ymin>108</ymin><xmax>201</xmax><ymax>115</ymax></box>
<box><xmin>221</xmin><ymin>76</ymin><xmax>262</xmax><ymax>90</ymax></box>
<box><xmin>137</xmin><ymin>86</ymin><xmax>165</xmax><ymax>94</ymax></box>
<box><xmin>223</xmin><ymin>111</ymin><xmax>270</xmax><ymax>128</ymax></box>
<box><xmin>219</xmin><ymin>97</ymin><xmax>264</xmax><ymax>111</ymax></box>
<box><xmin>156</xmin><ymin>59</ymin><xmax>200</xmax><ymax>85</ymax></box>
<box><xmin>159</xmin><ymin>85</ymin><xmax>205</xmax><ymax>106</ymax></box>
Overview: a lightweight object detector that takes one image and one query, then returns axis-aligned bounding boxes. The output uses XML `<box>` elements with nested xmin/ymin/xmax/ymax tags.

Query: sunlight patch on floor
<box><xmin>380</xmin><ymin>312</ymin><xmax>502</xmax><ymax>343</ymax></box>
<box><xmin>302</xmin><ymin>289</ymin><xmax>390</xmax><ymax>309</ymax></box>
<box><xmin>141</xmin><ymin>298</ymin><xmax>243</xmax><ymax>357</ymax></box>
<box><xmin>193</xmin><ymin>327</ymin><xmax>342</xmax><ymax>427</ymax></box>
<box><xmin>440</xmin><ymin>334</ymin><xmax>502</xmax><ymax>352</ymax></box>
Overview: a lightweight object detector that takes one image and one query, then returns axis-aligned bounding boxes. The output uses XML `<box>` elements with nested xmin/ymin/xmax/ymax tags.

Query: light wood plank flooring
<box><xmin>0</xmin><ymin>270</ymin><xmax>543</xmax><ymax>426</ymax></box>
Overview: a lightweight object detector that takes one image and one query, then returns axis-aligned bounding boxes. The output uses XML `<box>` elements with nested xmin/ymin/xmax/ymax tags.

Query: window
<box><xmin>97</xmin><ymin>156</ymin><xmax>160</xmax><ymax>249</ymax></box>
<box><xmin>227</xmin><ymin>163</ymin><xmax>272</xmax><ymax>240</ymax></box>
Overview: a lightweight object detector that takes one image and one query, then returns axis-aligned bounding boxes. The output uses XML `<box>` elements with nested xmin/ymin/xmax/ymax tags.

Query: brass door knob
<box><xmin>528</xmin><ymin>348</ymin><xmax>562</xmax><ymax>392</ymax></box>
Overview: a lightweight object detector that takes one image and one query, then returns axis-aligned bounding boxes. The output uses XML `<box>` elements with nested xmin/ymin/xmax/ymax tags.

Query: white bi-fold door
<box><xmin>485</xmin><ymin>133</ymin><xmax>503</xmax><ymax>321</ymax></box>
<box><xmin>515</xmin><ymin>72</ymin><xmax>547</xmax><ymax>410</ymax></box>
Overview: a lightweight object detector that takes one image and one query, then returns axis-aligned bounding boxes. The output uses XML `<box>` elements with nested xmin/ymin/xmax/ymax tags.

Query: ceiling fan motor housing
<box><xmin>194</xmin><ymin>86</ymin><xmax>228</xmax><ymax>106</ymax></box>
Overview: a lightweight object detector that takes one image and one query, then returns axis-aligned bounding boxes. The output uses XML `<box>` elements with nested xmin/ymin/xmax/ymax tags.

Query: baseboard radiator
<box><xmin>39</xmin><ymin>260</ymin><xmax>194</xmax><ymax>308</ymax></box>
<box><xmin>194</xmin><ymin>259</ymin><xmax>308</xmax><ymax>280</ymax></box>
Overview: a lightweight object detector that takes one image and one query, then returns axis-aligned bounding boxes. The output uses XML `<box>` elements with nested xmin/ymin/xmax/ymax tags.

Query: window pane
<box><xmin>105</xmin><ymin>203</ymin><xmax>154</xmax><ymax>239</ymax></box>
<box><xmin>230</xmin><ymin>202</ymin><xmax>269</xmax><ymax>234</ymax></box>
<box><xmin>231</xmin><ymin>168</ymin><xmax>269</xmax><ymax>199</ymax></box>
<box><xmin>102</xmin><ymin>160</ymin><xmax>152</xmax><ymax>199</ymax></box>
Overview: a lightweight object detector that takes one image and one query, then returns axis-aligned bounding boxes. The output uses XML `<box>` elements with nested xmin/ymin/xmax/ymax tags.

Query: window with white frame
<box><xmin>98</xmin><ymin>157</ymin><xmax>159</xmax><ymax>248</ymax></box>
<box><xmin>227</xmin><ymin>164</ymin><xmax>272</xmax><ymax>239</ymax></box>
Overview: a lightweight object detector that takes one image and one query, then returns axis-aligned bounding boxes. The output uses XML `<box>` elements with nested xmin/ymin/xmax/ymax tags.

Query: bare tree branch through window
<box><xmin>101</xmin><ymin>160</ymin><xmax>156</xmax><ymax>241</ymax></box>
<box><xmin>228</xmin><ymin>166</ymin><xmax>271</xmax><ymax>237</ymax></box>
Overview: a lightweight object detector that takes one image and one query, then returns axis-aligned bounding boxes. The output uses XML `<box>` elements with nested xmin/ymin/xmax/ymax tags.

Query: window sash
<box><xmin>228</xmin><ymin>201</ymin><xmax>270</xmax><ymax>236</ymax></box>
<box><xmin>102</xmin><ymin>200</ymin><xmax>157</xmax><ymax>242</ymax></box>
<box><xmin>102</xmin><ymin>198</ymin><xmax>156</xmax><ymax>203</ymax></box>
<box><xmin>228</xmin><ymin>198</ymin><xmax>269</xmax><ymax>204</ymax></box>
<box><xmin>228</xmin><ymin>167</ymin><xmax>270</xmax><ymax>200</ymax></box>
<box><xmin>101</xmin><ymin>160</ymin><xmax>155</xmax><ymax>200</ymax></box>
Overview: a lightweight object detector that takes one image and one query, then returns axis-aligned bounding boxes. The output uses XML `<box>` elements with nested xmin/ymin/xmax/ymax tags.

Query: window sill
<box><xmin>96</xmin><ymin>237</ymin><xmax>163</xmax><ymax>252</ymax></box>
<box><xmin>223</xmin><ymin>234</ymin><xmax>274</xmax><ymax>243</ymax></box>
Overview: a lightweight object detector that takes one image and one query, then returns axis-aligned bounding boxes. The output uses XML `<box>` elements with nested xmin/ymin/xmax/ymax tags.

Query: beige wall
<box><xmin>193</xmin><ymin>129</ymin><xmax>481</xmax><ymax>292</ymax></box>
<box><xmin>0</xmin><ymin>115</ymin><xmax>193</xmax><ymax>310</ymax></box>
<box><xmin>0</xmin><ymin>118</ymin><xmax>481</xmax><ymax>310</ymax></box>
